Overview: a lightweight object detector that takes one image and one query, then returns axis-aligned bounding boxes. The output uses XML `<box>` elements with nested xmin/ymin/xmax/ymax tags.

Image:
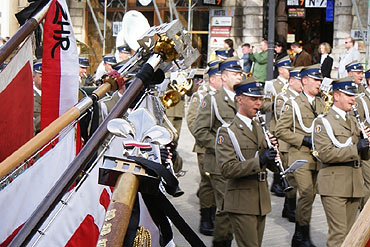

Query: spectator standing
<box><xmin>250</xmin><ymin>40</ymin><xmax>268</xmax><ymax>82</ymax></box>
<box><xmin>241</xmin><ymin>43</ymin><xmax>253</xmax><ymax>73</ymax></box>
<box><xmin>224</xmin><ymin>38</ymin><xmax>236</xmax><ymax>57</ymax></box>
<box><xmin>338</xmin><ymin>36</ymin><xmax>361</xmax><ymax>78</ymax></box>
<box><xmin>291</xmin><ymin>42</ymin><xmax>312</xmax><ymax>67</ymax></box>
<box><xmin>274</xmin><ymin>41</ymin><xmax>288</xmax><ymax>78</ymax></box>
<box><xmin>319</xmin><ymin>42</ymin><xmax>333</xmax><ymax>78</ymax></box>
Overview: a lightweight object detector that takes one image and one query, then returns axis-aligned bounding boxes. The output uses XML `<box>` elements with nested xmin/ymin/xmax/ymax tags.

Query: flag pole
<box><xmin>0</xmin><ymin>81</ymin><xmax>117</xmax><ymax>179</ymax></box>
<box><xmin>0</xmin><ymin>0</ymin><xmax>52</xmax><ymax>65</ymax></box>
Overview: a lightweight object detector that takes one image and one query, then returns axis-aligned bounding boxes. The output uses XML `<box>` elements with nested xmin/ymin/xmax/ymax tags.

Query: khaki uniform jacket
<box><xmin>216</xmin><ymin>116</ymin><xmax>276</xmax><ymax>215</ymax></box>
<box><xmin>193</xmin><ymin>87</ymin><xmax>237</xmax><ymax>174</ymax></box>
<box><xmin>355</xmin><ymin>88</ymin><xmax>370</xmax><ymax>128</ymax></box>
<box><xmin>187</xmin><ymin>87</ymin><xmax>210</xmax><ymax>153</ymax></box>
<box><xmin>268</xmin><ymin>77</ymin><xmax>288</xmax><ymax>132</ymax></box>
<box><xmin>275</xmin><ymin>92</ymin><xmax>325</xmax><ymax>169</ymax></box>
<box><xmin>313</xmin><ymin>108</ymin><xmax>369</xmax><ymax>197</ymax></box>
<box><xmin>33</xmin><ymin>90</ymin><xmax>41</xmax><ymax>135</ymax></box>
<box><xmin>274</xmin><ymin>88</ymin><xmax>299</xmax><ymax>152</ymax></box>
<box><xmin>99</xmin><ymin>91</ymin><xmax>121</xmax><ymax>123</ymax></box>
<box><xmin>165</xmin><ymin>99</ymin><xmax>185</xmax><ymax>118</ymax></box>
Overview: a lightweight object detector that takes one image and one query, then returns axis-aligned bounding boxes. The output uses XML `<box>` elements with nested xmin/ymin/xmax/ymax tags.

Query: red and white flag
<box><xmin>0</xmin><ymin>128</ymin><xmax>77</xmax><ymax>246</ymax></box>
<box><xmin>41</xmin><ymin>0</ymin><xmax>79</xmax><ymax>131</ymax></box>
<box><xmin>0</xmin><ymin>38</ymin><xmax>33</xmax><ymax>162</ymax></box>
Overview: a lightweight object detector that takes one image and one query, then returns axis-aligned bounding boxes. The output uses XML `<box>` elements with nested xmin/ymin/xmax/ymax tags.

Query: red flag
<box><xmin>0</xmin><ymin>38</ymin><xmax>33</xmax><ymax>162</ymax></box>
<box><xmin>41</xmin><ymin>0</ymin><xmax>78</xmax><ymax>132</ymax></box>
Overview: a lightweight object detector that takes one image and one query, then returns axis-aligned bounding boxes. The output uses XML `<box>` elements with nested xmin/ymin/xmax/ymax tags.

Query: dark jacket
<box><xmin>320</xmin><ymin>55</ymin><xmax>333</xmax><ymax>78</ymax></box>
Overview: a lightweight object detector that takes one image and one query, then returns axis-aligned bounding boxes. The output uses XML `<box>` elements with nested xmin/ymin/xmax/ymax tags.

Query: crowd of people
<box><xmin>29</xmin><ymin>35</ymin><xmax>370</xmax><ymax>247</ymax></box>
<box><xmin>185</xmin><ymin>36</ymin><xmax>370</xmax><ymax>247</ymax></box>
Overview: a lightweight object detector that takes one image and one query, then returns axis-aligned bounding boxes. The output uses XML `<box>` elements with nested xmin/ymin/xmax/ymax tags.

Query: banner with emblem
<box><xmin>41</xmin><ymin>0</ymin><xmax>79</xmax><ymax>132</ymax></box>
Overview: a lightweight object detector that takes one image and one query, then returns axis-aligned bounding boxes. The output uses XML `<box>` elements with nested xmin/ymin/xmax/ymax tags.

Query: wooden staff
<box><xmin>9</xmin><ymin>75</ymin><xmax>146</xmax><ymax>247</ymax></box>
<box><xmin>0</xmin><ymin>1</ymin><xmax>52</xmax><ymax>65</ymax></box>
<box><xmin>0</xmin><ymin>81</ymin><xmax>117</xmax><ymax>179</ymax></box>
<box><xmin>341</xmin><ymin>199</ymin><xmax>370</xmax><ymax>247</ymax></box>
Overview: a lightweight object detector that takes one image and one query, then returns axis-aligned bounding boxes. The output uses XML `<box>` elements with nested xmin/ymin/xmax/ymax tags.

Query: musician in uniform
<box><xmin>346</xmin><ymin>60</ymin><xmax>365</xmax><ymax>93</ymax></box>
<box><xmin>265</xmin><ymin>55</ymin><xmax>292</xmax><ymax>197</ymax></box>
<box><xmin>78</xmin><ymin>56</ymin><xmax>91</xmax><ymax>87</ymax></box>
<box><xmin>193</xmin><ymin>57</ymin><xmax>242</xmax><ymax>247</ymax></box>
<box><xmin>313</xmin><ymin>76</ymin><xmax>370</xmax><ymax>247</ymax></box>
<box><xmin>33</xmin><ymin>60</ymin><xmax>42</xmax><ymax>135</ymax></box>
<box><xmin>187</xmin><ymin>60</ymin><xmax>222</xmax><ymax>236</ymax></box>
<box><xmin>215</xmin><ymin>76</ymin><xmax>278</xmax><ymax>247</ymax></box>
<box><xmin>354</xmin><ymin>69</ymin><xmax>370</xmax><ymax>206</ymax></box>
<box><xmin>116</xmin><ymin>43</ymin><xmax>132</xmax><ymax>62</ymax></box>
<box><xmin>275</xmin><ymin>64</ymin><xmax>325</xmax><ymax>247</ymax></box>
<box><xmin>274</xmin><ymin>66</ymin><xmax>303</xmax><ymax>222</ymax></box>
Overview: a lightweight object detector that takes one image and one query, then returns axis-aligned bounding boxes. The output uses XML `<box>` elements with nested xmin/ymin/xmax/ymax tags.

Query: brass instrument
<box><xmin>162</xmin><ymin>70</ymin><xmax>193</xmax><ymax>109</ymax></box>
<box><xmin>320</xmin><ymin>78</ymin><xmax>334</xmax><ymax>113</ymax></box>
<box><xmin>256</xmin><ymin>111</ymin><xmax>293</xmax><ymax>192</ymax></box>
<box><xmin>242</xmin><ymin>72</ymin><xmax>253</xmax><ymax>79</ymax></box>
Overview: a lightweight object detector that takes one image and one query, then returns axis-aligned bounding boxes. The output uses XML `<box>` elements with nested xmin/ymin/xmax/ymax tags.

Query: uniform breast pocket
<box><xmin>333</xmin><ymin>130</ymin><xmax>351</xmax><ymax>143</ymax></box>
<box><xmin>302</xmin><ymin>113</ymin><xmax>314</xmax><ymax>125</ymax></box>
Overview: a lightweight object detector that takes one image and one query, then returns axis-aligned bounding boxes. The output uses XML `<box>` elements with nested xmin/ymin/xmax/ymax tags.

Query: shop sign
<box><xmin>288</xmin><ymin>8</ymin><xmax>305</xmax><ymax>18</ymax></box>
<box><xmin>287</xmin><ymin>34</ymin><xmax>295</xmax><ymax>43</ymax></box>
<box><xmin>210</xmin><ymin>26</ymin><xmax>231</xmax><ymax>37</ymax></box>
<box><xmin>326</xmin><ymin>0</ymin><xmax>334</xmax><ymax>22</ymax></box>
<box><xmin>287</xmin><ymin>0</ymin><xmax>305</xmax><ymax>6</ymax></box>
<box><xmin>203</xmin><ymin>0</ymin><xmax>222</xmax><ymax>6</ymax></box>
<box><xmin>112</xmin><ymin>22</ymin><xmax>122</xmax><ymax>37</ymax></box>
<box><xmin>351</xmin><ymin>30</ymin><xmax>368</xmax><ymax>40</ymax></box>
<box><xmin>210</xmin><ymin>9</ymin><xmax>234</xmax><ymax>17</ymax></box>
<box><xmin>305</xmin><ymin>0</ymin><xmax>326</xmax><ymax>8</ymax></box>
<box><xmin>210</xmin><ymin>37</ymin><xmax>228</xmax><ymax>48</ymax></box>
<box><xmin>211</xmin><ymin>16</ymin><xmax>232</xmax><ymax>26</ymax></box>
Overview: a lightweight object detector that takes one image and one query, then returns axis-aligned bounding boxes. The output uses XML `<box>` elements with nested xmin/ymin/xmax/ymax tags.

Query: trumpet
<box><xmin>256</xmin><ymin>111</ymin><xmax>293</xmax><ymax>192</ymax></box>
<box><xmin>162</xmin><ymin>70</ymin><xmax>193</xmax><ymax>109</ymax></box>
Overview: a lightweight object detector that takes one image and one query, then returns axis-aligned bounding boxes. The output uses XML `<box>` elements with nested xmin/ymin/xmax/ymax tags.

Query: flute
<box><xmin>256</xmin><ymin>111</ymin><xmax>293</xmax><ymax>192</ymax></box>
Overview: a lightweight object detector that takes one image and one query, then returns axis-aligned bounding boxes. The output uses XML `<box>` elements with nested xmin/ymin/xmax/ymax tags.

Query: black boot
<box><xmin>199</xmin><ymin>208</ymin><xmax>214</xmax><ymax>236</ymax></box>
<box><xmin>224</xmin><ymin>239</ymin><xmax>232</xmax><ymax>247</ymax></box>
<box><xmin>291</xmin><ymin>222</ymin><xmax>302</xmax><ymax>247</ymax></box>
<box><xmin>210</xmin><ymin>206</ymin><xmax>216</xmax><ymax>223</ymax></box>
<box><xmin>270</xmin><ymin>172</ymin><xmax>285</xmax><ymax>197</ymax></box>
<box><xmin>282</xmin><ymin>197</ymin><xmax>296</xmax><ymax>222</ymax></box>
<box><xmin>300</xmin><ymin>224</ymin><xmax>316</xmax><ymax>247</ymax></box>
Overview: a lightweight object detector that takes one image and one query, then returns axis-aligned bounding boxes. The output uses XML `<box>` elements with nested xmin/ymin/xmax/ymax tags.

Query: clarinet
<box><xmin>256</xmin><ymin>111</ymin><xmax>293</xmax><ymax>192</ymax></box>
<box><xmin>352</xmin><ymin>105</ymin><xmax>368</xmax><ymax>139</ymax></box>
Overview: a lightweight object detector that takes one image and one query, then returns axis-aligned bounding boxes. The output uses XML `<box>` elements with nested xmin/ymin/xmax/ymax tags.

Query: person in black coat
<box><xmin>274</xmin><ymin>41</ymin><xmax>288</xmax><ymax>78</ymax></box>
<box><xmin>319</xmin><ymin>42</ymin><xmax>333</xmax><ymax>78</ymax></box>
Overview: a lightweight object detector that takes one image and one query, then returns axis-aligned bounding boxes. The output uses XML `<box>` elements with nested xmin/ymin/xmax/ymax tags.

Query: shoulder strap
<box><xmin>359</xmin><ymin>96</ymin><xmax>370</xmax><ymax>124</ymax></box>
<box><xmin>222</xmin><ymin>126</ymin><xmax>246</xmax><ymax>162</ymax></box>
<box><xmin>211</xmin><ymin>95</ymin><xmax>227</xmax><ymax>126</ymax></box>
<box><xmin>291</xmin><ymin>98</ymin><xmax>314</xmax><ymax>133</ymax></box>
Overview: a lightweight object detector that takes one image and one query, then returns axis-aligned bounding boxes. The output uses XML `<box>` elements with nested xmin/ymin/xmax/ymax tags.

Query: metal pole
<box><xmin>170</xmin><ymin>0</ymin><xmax>180</xmax><ymax>20</ymax></box>
<box><xmin>188</xmin><ymin>0</ymin><xmax>192</xmax><ymax>40</ymax></box>
<box><xmin>125</xmin><ymin>0</ymin><xmax>128</xmax><ymax>13</ymax></box>
<box><xmin>169</xmin><ymin>0</ymin><xmax>173</xmax><ymax>22</ymax></box>
<box><xmin>103</xmin><ymin>0</ymin><xmax>107</xmax><ymax>55</ymax></box>
<box><xmin>266</xmin><ymin>0</ymin><xmax>275</xmax><ymax>81</ymax></box>
<box><xmin>86</xmin><ymin>0</ymin><xmax>104</xmax><ymax>43</ymax></box>
<box><xmin>152</xmin><ymin>0</ymin><xmax>163</xmax><ymax>24</ymax></box>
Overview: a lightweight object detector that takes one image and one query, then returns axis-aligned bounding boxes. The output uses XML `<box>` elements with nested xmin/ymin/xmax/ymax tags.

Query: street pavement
<box><xmin>169</xmin><ymin>107</ymin><xmax>329</xmax><ymax>247</ymax></box>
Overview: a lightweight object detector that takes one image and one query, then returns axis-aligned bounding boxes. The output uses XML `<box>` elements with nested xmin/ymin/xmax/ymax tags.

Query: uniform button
<box><xmin>239</xmin><ymin>124</ymin><xmax>243</xmax><ymax>128</ymax></box>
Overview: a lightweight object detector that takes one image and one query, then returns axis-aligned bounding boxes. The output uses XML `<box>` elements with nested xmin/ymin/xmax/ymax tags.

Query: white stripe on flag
<box><xmin>0</xmin><ymin>128</ymin><xmax>76</xmax><ymax>243</ymax></box>
<box><xmin>0</xmin><ymin>38</ymin><xmax>33</xmax><ymax>93</ymax></box>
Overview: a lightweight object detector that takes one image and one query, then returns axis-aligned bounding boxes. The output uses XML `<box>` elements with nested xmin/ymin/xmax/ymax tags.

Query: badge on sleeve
<box><xmin>315</xmin><ymin>124</ymin><xmax>322</xmax><ymax>133</ymax></box>
<box><xmin>200</xmin><ymin>100</ymin><xmax>207</xmax><ymax>108</ymax></box>
<box><xmin>217</xmin><ymin>136</ymin><xmax>224</xmax><ymax>144</ymax></box>
<box><xmin>277</xmin><ymin>99</ymin><xmax>282</xmax><ymax>106</ymax></box>
<box><xmin>283</xmin><ymin>104</ymin><xmax>290</xmax><ymax>112</ymax></box>
<box><xmin>192</xmin><ymin>97</ymin><xmax>198</xmax><ymax>103</ymax></box>
<box><xmin>354</xmin><ymin>102</ymin><xmax>359</xmax><ymax>108</ymax></box>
